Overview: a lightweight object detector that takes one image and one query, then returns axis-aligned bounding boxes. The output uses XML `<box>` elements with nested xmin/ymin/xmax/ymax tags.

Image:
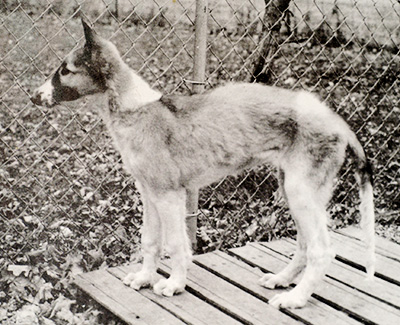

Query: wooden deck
<box><xmin>74</xmin><ymin>227</ymin><xmax>400</xmax><ymax>324</ymax></box>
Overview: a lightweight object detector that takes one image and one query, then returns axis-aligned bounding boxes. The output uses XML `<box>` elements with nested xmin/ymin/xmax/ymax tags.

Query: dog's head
<box><xmin>32</xmin><ymin>19</ymin><xmax>123</xmax><ymax>107</ymax></box>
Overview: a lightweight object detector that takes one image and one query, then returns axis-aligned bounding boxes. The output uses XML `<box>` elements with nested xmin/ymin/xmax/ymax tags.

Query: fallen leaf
<box><xmin>35</xmin><ymin>282</ymin><xmax>54</xmax><ymax>303</ymax></box>
<box><xmin>60</xmin><ymin>226</ymin><xmax>73</xmax><ymax>238</ymax></box>
<box><xmin>49</xmin><ymin>295</ymin><xmax>75</xmax><ymax>317</ymax></box>
<box><xmin>245</xmin><ymin>221</ymin><xmax>258</xmax><ymax>237</ymax></box>
<box><xmin>8</xmin><ymin>265</ymin><xmax>31</xmax><ymax>277</ymax></box>
<box><xmin>15</xmin><ymin>304</ymin><xmax>40</xmax><ymax>325</ymax></box>
<box><xmin>41</xmin><ymin>317</ymin><xmax>56</xmax><ymax>325</ymax></box>
<box><xmin>0</xmin><ymin>308</ymin><xmax>7</xmax><ymax>321</ymax></box>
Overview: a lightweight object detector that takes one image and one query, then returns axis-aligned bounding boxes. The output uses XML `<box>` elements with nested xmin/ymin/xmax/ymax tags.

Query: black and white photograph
<box><xmin>1</xmin><ymin>0</ymin><xmax>399</xmax><ymax>324</ymax></box>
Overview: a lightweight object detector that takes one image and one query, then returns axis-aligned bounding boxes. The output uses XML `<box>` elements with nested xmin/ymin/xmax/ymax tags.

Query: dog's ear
<box><xmin>82</xmin><ymin>18</ymin><xmax>100</xmax><ymax>49</ymax></box>
<box><xmin>80</xmin><ymin>19</ymin><xmax>123</xmax><ymax>85</ymax></box>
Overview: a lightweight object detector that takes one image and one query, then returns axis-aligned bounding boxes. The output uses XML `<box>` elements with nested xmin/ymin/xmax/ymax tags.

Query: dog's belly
<box><xmin>183</xmin><ymin>147</ymin><xmax>283</xmax><ymax>189</ymax></box>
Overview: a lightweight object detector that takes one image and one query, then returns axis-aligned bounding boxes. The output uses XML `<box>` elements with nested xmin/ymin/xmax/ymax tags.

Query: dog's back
<box><xmin>108</xmin><ymin>82</ymin><xmax>349</xmax><ymax>191</ymax></box>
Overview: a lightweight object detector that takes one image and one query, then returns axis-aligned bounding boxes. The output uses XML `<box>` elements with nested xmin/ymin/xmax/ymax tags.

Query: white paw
<box><xmin>123</xmin><ymin>270</ymin><xmax>157</xmax><ymax>290</ymax></box>
<box><xmin>269</xmin><ymin>291</ymin><xmax>308</xmax><ymax>309</ymax></box>
<box><xmin>153</xmin><ymin>278</ymin><xmax>185</xmax><ymax>297</ymax></box>
<box><xmin>259</xmin><ymin>273</ymin><xmax>290</xmax><ymax>289</ymax></box>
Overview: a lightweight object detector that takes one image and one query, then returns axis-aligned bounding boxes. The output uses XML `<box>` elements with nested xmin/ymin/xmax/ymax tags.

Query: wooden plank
<box><xmin>334</xmin><ymin>227</ymin><xmax>400</xmax><ymax>262</ymax></box>
<box><xmin>329</xmin><ymin>234</ymin><xmax>400</xmax><ymax>283</ymax></box>
<box><xmin>74</xmin><ymin>270</ymin><xmax>184</xmax><ymax>325</ymax></box>
<box><xmin>230</xmin><ymin>243</ymin><xmax>400</xmax><ymax>325</ymax></box>
<box><xmin>262</xmin><ymin>239</ymin><xmax>400</xmax><ymax>309</ymax></box>
<box><xmin>74</xmin><ymin>231</ymin><xmax>400</xmax><ymax>325</ymax></box>
<box><xmin>110</xmin><ymin>264</ymin><xmax>241</xmax><ymax>325</ymax></box>
<box><xmin>74</xmin><ymin>275</ymin><xmax>147</xmax><ymax>325</ymax></box>
<box><xmin>195</xmin><ymin>251</ymin><xmax>359</xmax><ymax>325</ymax></box>
<box><xmin>158</xmin><ymin>259</ymin><xmax>299</xmax><ymax>325</ymax></box>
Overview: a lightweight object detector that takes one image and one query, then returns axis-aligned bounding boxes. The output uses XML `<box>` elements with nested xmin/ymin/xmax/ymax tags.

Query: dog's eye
<box><xmin>60</xmin><ymin>67</ymin><xmax>70</xmax><ymax>76</ymax></box>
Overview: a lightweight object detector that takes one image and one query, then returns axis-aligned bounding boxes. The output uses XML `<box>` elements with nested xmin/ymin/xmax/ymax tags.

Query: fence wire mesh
<box><xmin>0</xmin><ymin>0</ymin><xmax>399</xmax><ymax>321</ymax></box>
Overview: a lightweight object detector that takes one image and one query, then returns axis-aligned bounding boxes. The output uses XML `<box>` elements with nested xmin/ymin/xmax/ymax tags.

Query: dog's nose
<box><xmin>31</xmin><ymin>92</ymin><xmax>42</xmax><ymax>106</ymax></box>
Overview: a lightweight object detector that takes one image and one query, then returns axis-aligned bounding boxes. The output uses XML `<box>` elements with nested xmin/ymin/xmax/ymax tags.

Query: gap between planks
<box><xmin>74</xmin><ymin>227</ymin><xmax>400</xmax><ymax>325</ymax></box>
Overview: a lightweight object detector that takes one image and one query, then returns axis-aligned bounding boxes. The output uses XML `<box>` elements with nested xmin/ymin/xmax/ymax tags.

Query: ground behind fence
<box><xmin>1</xmin><ymin>0</ymin><xmax>399</xmax><ymax>323</ymax></box>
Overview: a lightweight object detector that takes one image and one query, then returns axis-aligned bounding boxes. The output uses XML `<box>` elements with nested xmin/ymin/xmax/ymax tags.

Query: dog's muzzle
<box><xmin>30</xmin><ymin>92</ymin><xmax>44</xmax><ymax>106</ymax></box>
<box><xmin>31</xmin><ymin>79</ymin><xmax>56</xmax><ymax>107</ymax></box>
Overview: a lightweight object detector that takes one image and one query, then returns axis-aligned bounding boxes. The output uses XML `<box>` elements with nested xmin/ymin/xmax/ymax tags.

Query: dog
<box><xmin>31</xmin><ymin>20</ymin><xmax>375</xmax><ymax>309</ymax></box>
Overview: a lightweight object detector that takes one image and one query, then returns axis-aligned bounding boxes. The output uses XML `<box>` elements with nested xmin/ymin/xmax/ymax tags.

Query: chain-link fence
<box><xmin>1</xmin><ymin>0</ymin><xmax>399</xmax><ymax>322</ymax></box>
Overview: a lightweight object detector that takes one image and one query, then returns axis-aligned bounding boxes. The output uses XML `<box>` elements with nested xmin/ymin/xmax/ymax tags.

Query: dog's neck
<box><xmin>109</xmin><ymin>64</ymin><xmax>162</xmax><ymax>111</ymax></box>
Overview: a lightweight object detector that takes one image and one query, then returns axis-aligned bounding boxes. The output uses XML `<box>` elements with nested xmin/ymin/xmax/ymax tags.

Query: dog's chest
<box><xmin>107</xmin><ymin>122</ymin><xmax>172</xmax><ymax>184</ymax></box>
<box><xmin>107</xmin><ymin>124</ymin><xmax>144</xmax><ymax>169</ymax></box>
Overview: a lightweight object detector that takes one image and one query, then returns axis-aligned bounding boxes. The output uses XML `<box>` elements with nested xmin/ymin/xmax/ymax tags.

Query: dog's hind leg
<box><xmin>268</xmin><ymin>169</ymin><xmax>335</xmax><ymax>309</ymax></box>
<box><xmin>259</xmin><ymin>169</ymin><xmax>307</xmax><ymax>289</ymax></box>
<box><xmin>124</xmin><ymin>183</ymin><xmax>161</xmax><ymax>290</ymax></box>
<box><xmin>151</xmin><ymin>189</ymin><xmax>192</xmax><ymax>296</ymax></box>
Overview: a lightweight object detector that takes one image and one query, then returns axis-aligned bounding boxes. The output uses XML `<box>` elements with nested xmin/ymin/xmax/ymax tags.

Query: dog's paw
<box><xmin>153</xmin><ymin>278</ymin><xmax>185</xmax><ymax>297</ymax></box>
<box><xmin>269</xmin><ymin>291</ymin><xmax>308</xmax><ymax>309</ymax></box>
<box><xmin>123</xmin><ymin>270</ymin><xmax>157</xmax><ymax>290</ymax></box>
<box><xmin>259</xmin><ymin>273</ymin><xmax>290</xmax><ymax>289</ymax></box>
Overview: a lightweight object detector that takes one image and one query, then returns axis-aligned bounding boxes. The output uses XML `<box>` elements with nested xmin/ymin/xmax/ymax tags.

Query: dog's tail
<box><xmin>346</xmin><ymin>128</ymin><xmax>375</xmax><ymax>280</ymax></box>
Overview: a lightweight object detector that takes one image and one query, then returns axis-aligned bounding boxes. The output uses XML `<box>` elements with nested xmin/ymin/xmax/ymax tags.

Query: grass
<box><xmin>1</xmin><ymin>0</ymin><xmax>399</xmax><ymax>323</ymax></box>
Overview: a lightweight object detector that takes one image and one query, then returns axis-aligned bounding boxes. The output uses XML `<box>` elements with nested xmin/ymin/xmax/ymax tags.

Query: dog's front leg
<box><xmin>124</xmin><ymin>183</ymin><xmax>161</xmax><ymax>290</ymax></box>
<box><xmin>151</xmin><ymin>189</ymin><xmax>192</xmax><ymax>296</ymax></box>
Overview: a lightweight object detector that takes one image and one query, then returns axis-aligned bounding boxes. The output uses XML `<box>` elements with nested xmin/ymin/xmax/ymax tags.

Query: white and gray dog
<box><xmin>32</xmin><ymin>20</ymin><xmax>375</xmax><ymax>308</ymax></box>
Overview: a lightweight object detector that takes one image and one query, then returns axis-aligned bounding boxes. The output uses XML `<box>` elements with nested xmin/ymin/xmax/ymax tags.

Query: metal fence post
<box><xmin>192</xmin><ymin>0</ymin><xmax>208</xmax><ymax>94</ymax></box>
<box><xmin>186</xmin><ymin>0</ymin><xmax>208</xmax><ymax>250</ymax></box>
